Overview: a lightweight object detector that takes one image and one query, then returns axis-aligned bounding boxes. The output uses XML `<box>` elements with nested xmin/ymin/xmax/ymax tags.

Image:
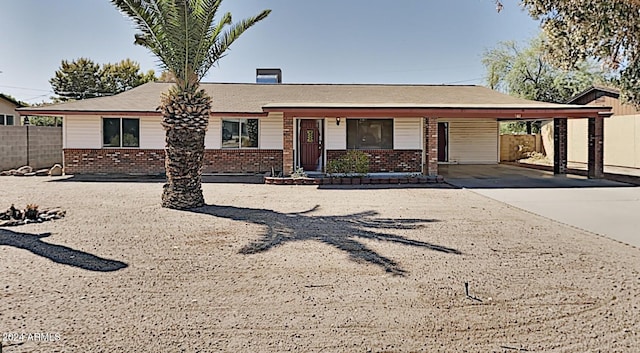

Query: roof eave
<box><xmin>16</xmin><ymin>109</ymin><xmax>268</xmax><ymax>118</ymax></box>
<box><xmin>263</xmin><ymin>106</ymin><xmax>612</xmax><ymax>119</ymax></box>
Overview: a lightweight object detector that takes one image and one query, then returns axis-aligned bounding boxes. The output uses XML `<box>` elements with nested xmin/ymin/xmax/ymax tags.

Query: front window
<box><xmin>0</xmin><ymin>114</ymin><xmax>15</xmax><ymax>125</ymax></box>
<box><xmin>222</xmin><ymin>119</ymin><xmax>259</xmax><ymax>148</ymax></box>
<box><xmin>103</xmin><ymin>118</ymin><xmax>139</xmax><ymax>147</ymax></box>
<box><xmin>347</xmin><ymin>118</ymin><xmax>393</xmax><ymax>149</ymax></box>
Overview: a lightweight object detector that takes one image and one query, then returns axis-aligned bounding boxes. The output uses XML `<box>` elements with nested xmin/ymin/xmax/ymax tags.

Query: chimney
<box><xmin>256</xmin><ymin>68</ymin><xmax>282</xmax><ymax>84</ymax></box>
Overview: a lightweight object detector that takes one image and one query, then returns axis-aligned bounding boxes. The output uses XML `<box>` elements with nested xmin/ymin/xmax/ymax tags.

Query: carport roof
<box><xmin>18</xmin><ymin>82</ymin><xmax>611</xmax><ymax>119</ymax></box>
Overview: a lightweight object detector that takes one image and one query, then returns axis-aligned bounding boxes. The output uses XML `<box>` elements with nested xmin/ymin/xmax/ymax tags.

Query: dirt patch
<box><xmin>1</xmin><ymin>177</ymin><xmax>639</xmax><ymax>352</ymax></box>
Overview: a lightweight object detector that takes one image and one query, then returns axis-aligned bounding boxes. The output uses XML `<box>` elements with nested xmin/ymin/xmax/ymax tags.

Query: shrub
<box><xmin>326</xmin><ymin>150</ymin><xmax>369</xmax><ymax>177</ymax></box>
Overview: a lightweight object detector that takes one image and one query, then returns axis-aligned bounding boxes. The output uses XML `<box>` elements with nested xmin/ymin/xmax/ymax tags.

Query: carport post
<box><xmin>282</xmin><ymin>113</ymin><xmax>294</xmax><ymax>176</ymax></box>
<box><xmin>422</xmin><ymin>117</ymin><xmax>438</xmax><ymax>176</ymax></box>
<box><xmin>553</xmin><ymin>118</ymin><xmax>568</xmax><ymax>175</ymax></box>
<box><xmin>587</xmin><ymin>117</ymin><xmax>604</xmax><ymax>179</ymax></box>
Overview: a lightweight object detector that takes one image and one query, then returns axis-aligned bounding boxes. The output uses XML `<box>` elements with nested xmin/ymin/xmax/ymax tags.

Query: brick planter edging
<box><xmin>264</xmin><ymin>176</ymin><xmax>444</xmax><ymax>185</ymax></box>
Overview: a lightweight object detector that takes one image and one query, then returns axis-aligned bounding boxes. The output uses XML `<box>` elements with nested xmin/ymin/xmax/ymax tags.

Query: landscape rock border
<box><xmin>0</xmin><ymin>164</ymin><xmax>63</xmax><ymax>177</ymax></box>
<box><xmin>0</xmin><ymin>204</ymin><xmax>66</xmax><ymax>227</ymax></box>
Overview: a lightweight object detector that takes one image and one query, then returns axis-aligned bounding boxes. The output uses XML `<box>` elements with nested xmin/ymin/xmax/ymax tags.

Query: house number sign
<box><xmin>306</xmin><ymin>130</ymin><xmax>314</xmax><ymax>142</ymax></box>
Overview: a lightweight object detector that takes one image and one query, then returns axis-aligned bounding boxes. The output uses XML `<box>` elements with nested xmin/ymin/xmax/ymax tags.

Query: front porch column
<box><xmin>588</xmin><ymin>116</ymin><xmax>604</xmax><ymax>179</ymax></box>
<box><xmin>282</xmin><ymin>113</ymin><xmax>294</xmax><ymax>176</ymax></box>
<box><xmin>553</xmin><ymin>118</ymin><xmax>568</xmax><ymax>175</ymax></box>
<box><xmin>422</xmin><ymin>117</ymin><xmax>438</xmax><ymax>176</ymax></box>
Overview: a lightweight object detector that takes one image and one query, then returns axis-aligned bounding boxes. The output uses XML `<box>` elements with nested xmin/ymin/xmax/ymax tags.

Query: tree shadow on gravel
<box><xmin>191</xmin><ymin>204</ymin><xmax>460</xmax><ymax>275</ymax></box>
<box><xmin>0</xmin><ymin>229</ymin><xmax>128</xmax><ymax>272</ymax></box>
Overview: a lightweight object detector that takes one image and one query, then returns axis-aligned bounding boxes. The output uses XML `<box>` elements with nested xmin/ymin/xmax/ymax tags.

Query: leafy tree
<box><xmin>50</xmin><ymin>58</ymin><xmax>155</xmax><ymax>101</ymax></box>
<box><xmin>50</xmin><ymin>58</ymin><xmax>102</xmax><ymax>101</ymax></box>
<box><xmin>100</xmin><ymin>59</ymin><xmax>156</xmax><ymax>95</ymax></box>
<box><xmin>483</xmin><ymin>34</ymin><xmax>611</xmax><ymax>104</ymax></box>
<box><xmin>26</xmin><ymin>116</ymin><xmax>62</xmax><ymax>127</ymax></box>
<box><xmin>483</xmin><ymin>34</ymin><xmax>611</xmax><ymax>133</ymax></box>
<box><xmin>514</xmin><ymin>0</ymin><xmax>640</xmax><ymax>105</ymax></box>
<box><xmin>110</xmin><ymin>0</ymin><xmax>270</xmax><ymax>209</ymax></box>
<box><xmin>158</xmin><ymin>70</ymin><xmax>177</xmax><ymax>82</ymax></box>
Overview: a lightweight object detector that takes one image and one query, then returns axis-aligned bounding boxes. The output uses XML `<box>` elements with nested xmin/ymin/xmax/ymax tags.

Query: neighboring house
<box><xmin>0</xmin><ymin>93</ymin><xmax>25</xmax><ymax>125</ymax></box>
<box><xmin>17</xmin><ymin>75</ymin><xmax>610</xmax><ymax>177</ymax></box>
<box><xmin>566</xmin><ymin>86</ymin><xmax>640</xmax><ymax>170</ymax></box>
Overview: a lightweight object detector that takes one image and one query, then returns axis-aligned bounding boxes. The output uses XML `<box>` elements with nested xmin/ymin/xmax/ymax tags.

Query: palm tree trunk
<box><xmin>160</xmin><ymin>90</ymin><xmax>210</xmax><ymax>209</ymax></box>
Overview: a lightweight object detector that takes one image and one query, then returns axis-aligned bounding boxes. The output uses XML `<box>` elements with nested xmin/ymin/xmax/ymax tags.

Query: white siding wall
<box><xmin>64</xmin><ymin>115</ymin><xmax>101</xmax><ymax>148</ymax></box>
<box><xmin>205</xmin><ymin>118</ymin><xmax>222</xmax><ymax>149</ymax></box>
<box><xmin>139</xmin><ymin>116</ymin><xmax>164</xmax><ymax>149</ymax></box>
<box><xmin>441</xmin><ymin>118</ymin><xmax>498</xmax><ymax>164</ymax></box>
<box><xmin>65</xmin><ymin>115</ymin><xmax>166</xmax><ymax>149</ymax></box>
<box><xmin>206</xmin><ymin>115</ymin><xmax>281</xmax><ymax>149</ymax></box>
<box><xmin>394</xmin><ymin>118</ymin><xmax>422</xmax><ymax>149</ymax></box>
<box><xmin>261</xmin><ymin>112</ymin><xmax>283</xmax><ymax>149</ymax></box>
<box><xmin>325</xmin><ymin>117</ymin><xmax>346</xmax><ymax>149</ymax></box>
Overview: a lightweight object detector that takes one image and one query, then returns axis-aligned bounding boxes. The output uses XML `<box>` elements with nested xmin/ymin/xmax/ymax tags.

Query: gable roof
<box><xmin>17</xmin><ymin>82</ymin><xmax>611</xmax><ymax>119</ymax></box>
<box><xmin>0</xmin><ymin>93</ymin><xmax>27</xmax><ymax>108</ymax></box>
<box><xmin>567</xmin><ymin>85</ymin><xmax>620</xmax><ymax>104</ymax></box>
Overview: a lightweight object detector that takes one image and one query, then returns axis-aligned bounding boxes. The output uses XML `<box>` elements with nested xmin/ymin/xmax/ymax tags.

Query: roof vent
<box><xmin>256</xmin><ymin>68</ymin><xmax>282</xmax><ymax>84</ymax></box>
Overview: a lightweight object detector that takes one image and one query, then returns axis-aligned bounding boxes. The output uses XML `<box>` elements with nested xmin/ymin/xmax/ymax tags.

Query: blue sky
<box><xmin>0</xmin><ymin>0</ymin><xmax>541</xmax><ymax>103</ymax></box>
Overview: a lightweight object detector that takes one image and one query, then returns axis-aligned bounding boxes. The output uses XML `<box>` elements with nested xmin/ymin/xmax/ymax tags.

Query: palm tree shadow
<box><xmin>191</xmin><ymin>204</ymin><xmax>460</xmax><ymax>275</ymax></box>
<box><xmin>0</xmin><ymin>229</ymin><xmax>128</xmax><ymax>272</ymax></box>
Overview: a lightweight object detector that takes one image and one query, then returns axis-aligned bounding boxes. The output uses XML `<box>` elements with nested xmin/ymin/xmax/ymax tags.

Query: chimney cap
<box><xmin>256</xmin><ymin>68</ymin><xmax>282</xmax><ymax>84</ymax></box>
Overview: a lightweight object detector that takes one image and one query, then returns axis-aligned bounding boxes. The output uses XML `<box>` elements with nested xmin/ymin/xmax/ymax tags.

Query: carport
<box><xmin>493</xmin><ymin>111</ymin><xmax>612</xmax><ymax>179</ymax></box>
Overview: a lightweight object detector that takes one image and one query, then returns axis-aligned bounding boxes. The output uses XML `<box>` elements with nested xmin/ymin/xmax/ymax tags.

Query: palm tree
<box><xmin>110</xmin><ymin>0</ymin><xmax>270</xmax><ymax>209</ymax></box>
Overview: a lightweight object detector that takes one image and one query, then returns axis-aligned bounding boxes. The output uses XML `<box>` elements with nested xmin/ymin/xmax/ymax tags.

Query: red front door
<box><xmin>299</xmin><ymin>119</ymin><xmax>322</xmax><ymax>171</ymax></box>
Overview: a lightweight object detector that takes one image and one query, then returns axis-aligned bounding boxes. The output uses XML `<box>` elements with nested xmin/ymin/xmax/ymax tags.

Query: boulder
<box><xmin>49</xmin><ymin>164</ymin><xmax>63</xmax><ymax>176</ymax></box>
<box><xmin>16</xmin><ymin>166</ymin><xmax>33</xmax><ymax>174</ymax></box>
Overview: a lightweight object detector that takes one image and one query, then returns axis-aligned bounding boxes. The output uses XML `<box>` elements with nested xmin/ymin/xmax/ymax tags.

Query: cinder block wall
<box><xmin>28</xmin><ymin>126</ymin><xmax>63</xmax><ymax>169</ymax></box>
<box><xmin>499</xmin><ymin>134</ymin><xmax>540</xmax><ymax>162</ymax></box>
<box><xmin>0</xmin><ymin>126</ymin><xmax>28</xmax><ymax>170</ymax></box>
<box><xmin>0</xmin><ymin>126</ymin><xmax>62</xmax><ymax>170</ymax></box>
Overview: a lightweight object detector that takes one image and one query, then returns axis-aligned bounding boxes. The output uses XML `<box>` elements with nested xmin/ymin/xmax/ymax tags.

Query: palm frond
<box><xmin>200</xmin><ymin>9</ymin><xmax>272</xmax><ymax>79</ymax></box>
<box><xmin>110</xmin><ymin>0</ymin><xmax>270</xmax><ymax>93</ymax></box>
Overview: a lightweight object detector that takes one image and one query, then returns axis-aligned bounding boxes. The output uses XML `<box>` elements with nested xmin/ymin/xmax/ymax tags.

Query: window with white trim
<box><xmin>347</xmin><ymin>118</ymin><xmax>393</xmax><ymax>149</ymax></box>
<box><xmin>222</xmin><ymin>119</ymin><xmax>259</xmax><ymax>148</ymax></box>
<box><xmin>0</xmin><ymin>114</ymin><xmax>14</xmax><ymax>125</ymax></box>
<box><xmin>102</xmin><ymin>118</ymin><xmax>140</xmax><ymax>147</ymax></box>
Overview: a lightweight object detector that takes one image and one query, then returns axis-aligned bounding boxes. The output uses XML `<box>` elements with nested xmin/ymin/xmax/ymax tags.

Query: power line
<box><xmin>0</xmin><ymin>84</ymin><xmax>53</xmax><ymax>93</ymax></box>
<box><xmin>443</xmin><ymin>77</ymin><xmax>487</xmax><ymax>84</ymax></box>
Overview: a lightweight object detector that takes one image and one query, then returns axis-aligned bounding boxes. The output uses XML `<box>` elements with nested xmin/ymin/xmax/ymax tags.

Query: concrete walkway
<box><xmin>443</xmin><ymin>165</ymin><xmax>640</xmax><ymax>248</ymax></box>
<box><xmin>473</xmin><ymin>187</ymin><xmax>640</xmax><ymax>248</ymax></box>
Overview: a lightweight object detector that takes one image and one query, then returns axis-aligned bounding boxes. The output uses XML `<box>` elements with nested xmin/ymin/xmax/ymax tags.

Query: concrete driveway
<box><xmin>443</xmin><ymin>164</ymin><xmax>640</xmax><ymax>248</ymax></box>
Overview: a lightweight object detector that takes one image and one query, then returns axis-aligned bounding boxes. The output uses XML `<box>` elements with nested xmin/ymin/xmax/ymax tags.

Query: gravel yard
<box><xmin>1</xmin><ymin>177</ymin><xmax>639</xmax><ymax>352</ymax></box>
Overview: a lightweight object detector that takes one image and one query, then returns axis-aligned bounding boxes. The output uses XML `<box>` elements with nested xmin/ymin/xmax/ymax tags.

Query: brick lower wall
<box><xmin>64</xmin><ymin>149</ymin><xmax>283</xmax><ymax>175</ymax></box>
<box><xmin>64</xmin><ymin>149</ymin><xmax>165</xmax><ymax>175</ymax></box>
<box><xmin>327</xmin><ymin>150</ymin><xmax>422</xmax><ymax>173</ymax></box>
<box><xmin>202</xmin><ymin>149</ymin><xmax>283</xmax><ymax>174</ymax></box>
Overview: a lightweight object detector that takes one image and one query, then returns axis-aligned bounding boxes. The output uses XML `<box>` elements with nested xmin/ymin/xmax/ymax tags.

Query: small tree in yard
<box><xmin>110</xmin><ymin>0</ymin><xmax>270</xmax><ymax>209</ymax></box>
